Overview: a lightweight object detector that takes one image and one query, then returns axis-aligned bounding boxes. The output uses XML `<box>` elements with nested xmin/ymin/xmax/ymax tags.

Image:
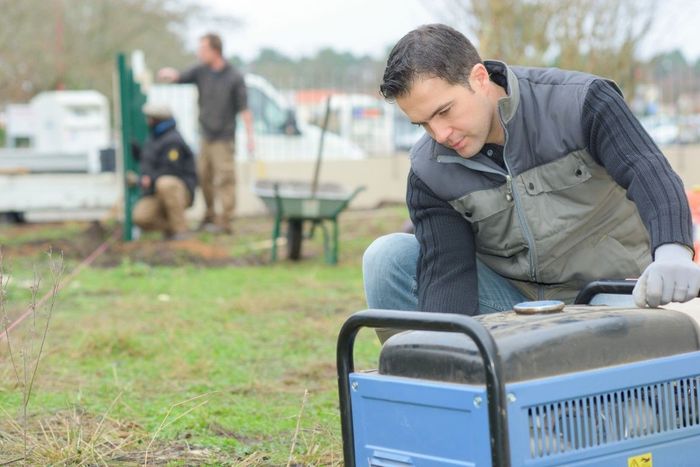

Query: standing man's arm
<box><xmin>232</xmin><ymin>75</ymin><xmax>255</xmax><ymax>157</ymax></box>
<box><xmin>157</xmin><ymin>66</ymin><xmax>198</xmax><ymax>84</ymax></box>
<box><xmin>408</xmin><ymin>169</ymin><xmax>481</xmax><ymax>314</ymax></box>
<box><xmin>157</xmin><ymin>67</ymin><xmax>179</xmax><ymax>83</ymax></box>
<box><xmin>582</xmin><ymin>79</ymin><xmax>700</xmax><ymax>307</ymax></box>
<box><xmin>241</xmin><ymin>109</ymin><xmax>255</xmax><ymax>157</ymax></box>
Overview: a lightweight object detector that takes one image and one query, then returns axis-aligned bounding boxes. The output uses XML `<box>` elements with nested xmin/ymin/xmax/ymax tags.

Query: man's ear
<box><xmin>468</xmin><ymin>63</ymin><xmax>489</xmax><ymax>91</ymax></box>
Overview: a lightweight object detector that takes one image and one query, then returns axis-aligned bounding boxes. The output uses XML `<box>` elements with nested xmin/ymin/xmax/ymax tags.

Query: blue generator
<box><xmin>337</xmin><ymin>281</ymin><xmax>700</xmax><ymax>466</ymax></box>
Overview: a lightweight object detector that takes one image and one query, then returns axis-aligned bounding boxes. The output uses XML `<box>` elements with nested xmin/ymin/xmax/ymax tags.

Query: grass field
<box><xmin>0</xmin><ymin>206</ymin><xmax>408</xmax><ymax>465</ymax></box>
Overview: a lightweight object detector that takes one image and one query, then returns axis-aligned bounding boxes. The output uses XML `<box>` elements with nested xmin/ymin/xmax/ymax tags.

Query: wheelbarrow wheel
<box><xmin>287</xmin><ymin>219</ymin><xmax>303</xmax><ymax>260</ymax></box>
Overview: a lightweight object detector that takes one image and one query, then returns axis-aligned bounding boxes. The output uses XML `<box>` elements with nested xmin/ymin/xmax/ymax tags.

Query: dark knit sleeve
<box><xmin>177</xmin><ymin>65</ymin><xmax>199</xmax><ymax>85</ymax></box>
<box><xmin>582</xmin><ymin>79</ymin><xmax>693</xmax><ymax>254</ymax></box>
<box><xmin>407</xmin><ymin>169</ymin><xmax>480</xmax><ymax>315</ymax></box>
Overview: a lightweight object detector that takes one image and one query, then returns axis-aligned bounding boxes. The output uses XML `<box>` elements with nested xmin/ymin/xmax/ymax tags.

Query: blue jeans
<box><xmin>363</xmin><ymin>233</ymin><xmax>527</xmax><ymax>314</ymax></box>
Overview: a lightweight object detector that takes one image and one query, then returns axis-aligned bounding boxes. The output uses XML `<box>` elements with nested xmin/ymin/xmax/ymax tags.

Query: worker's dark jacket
<box><xmin>140</xmin><ymin>119</ymin><xmax>197</xmax><ymax>205</ymax></box>
<box><xmin>409</xmin><ymin>61</ymin><xmax>693</xmax><ymax>313</ymax></box>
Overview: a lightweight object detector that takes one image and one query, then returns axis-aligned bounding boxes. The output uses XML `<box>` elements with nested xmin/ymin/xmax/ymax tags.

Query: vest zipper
<box><xmin>438</xmin><ymin>151</ymin><xmax>539</xmax><ymax>284</ymax></box>
<box><xmin>500</xmin><ymin>117</ymin><xmax>539</xmax><ymax>283</ymax></box>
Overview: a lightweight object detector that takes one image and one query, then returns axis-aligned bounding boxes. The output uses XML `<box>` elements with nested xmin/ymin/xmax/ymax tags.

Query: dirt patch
<box><xmin>0</xmin><ymin>206</ymin><xmax>409</xmax><ymax>268</ymax></box>
<box><xmin>99</xmin><ymin>237</ymin><xmax>267</xmax><ymax>268</ymax></box>
<box><xmin>1</xmin><ymin>220</ymin><xmax>271</xmax><ymax>267</ymax></box>
<box><xmin>2</xmin><ymin>221</ymin><xmax>109</xmax><ymax>261</ymax></box>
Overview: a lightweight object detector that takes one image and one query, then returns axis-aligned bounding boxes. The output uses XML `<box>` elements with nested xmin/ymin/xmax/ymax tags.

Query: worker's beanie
<box><xmin>142</xmin><ymin>102</ymin><xmax>173</xmax><ymax>120</ymax></box>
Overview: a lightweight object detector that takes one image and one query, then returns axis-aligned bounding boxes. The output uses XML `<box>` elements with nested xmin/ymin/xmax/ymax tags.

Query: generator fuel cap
<box><xmin>513</xmin><ymin>300</ymin><xmax>565</xmax><ymax>315</ymax></box>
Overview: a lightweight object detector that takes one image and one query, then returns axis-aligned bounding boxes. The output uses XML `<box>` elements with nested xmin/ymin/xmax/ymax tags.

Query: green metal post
<box><xmin>270</xmin><ymin>184</ymin><xmax>283</xmax><ymax>261</ymax></box>
<box><xmin>320</xmin><ymin>221</ymin><xmax>331</xmax><ymax>264</ymax></box>
<box><xmin>271</xmin><ymin>214</ymin><xmax>280</xmax><ymax>262</ymax></box>
<box><xmin>117</xmin><ymin>53</ymin><xmax>147</xmax><ymax>241</ymax></box>
<box><xmin>331</xmin><ymin>217</ymin><xmax>339</xmax><ymax>265</ymax></box>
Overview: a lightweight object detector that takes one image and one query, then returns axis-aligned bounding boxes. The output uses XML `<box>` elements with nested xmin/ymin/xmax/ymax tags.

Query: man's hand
<box><xmin>125</xmin><ymin>170</ymin><xmax>139</xmax><ymax>187</ymax></box>
<box><xmin>247</xmin><ymin>138</ymin><xmax>255</xmax><ymax>159</ymax></box>
<box><xmin>242</xmin><ymin>109</ymin><xmax>255</xmax><ymax>159</ymax></box>
<box><xmin>633</xmin><ymin>243</ymin><xmax>700</xmax><ymax>307</ymax></box>
<box><xmin>140</xmin><ymin>175</ymin><xmax>152</xmax><ymax>189</ymax></box>
<box><xmin>157</xmin><ymin>67</ymin><xmax>179</xmax><ymax>83</ymax></box>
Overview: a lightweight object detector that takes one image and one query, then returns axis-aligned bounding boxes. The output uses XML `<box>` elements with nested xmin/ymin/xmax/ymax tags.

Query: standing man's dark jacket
<box><xmin>177</xmin><ymin>63</ymin><xmax>248</xmax><ymax>142</ymax></box>
<box><xmin>140</xmin><ymin>119</ymin><xmax>197</xmax><ymax>205</ymax></box>
<box><xmin>409</xmin><ymin>61</ymin><xmax>692</xmax><ymax>314</ymax></box>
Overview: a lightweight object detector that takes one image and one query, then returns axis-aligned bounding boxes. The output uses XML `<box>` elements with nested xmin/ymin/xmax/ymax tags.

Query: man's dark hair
<box><xmin>202</xmin><ymin>33</ymin><xmax>223</xmax><ymax>56</ymax></box>
<box><xmin>380</xmin><ymin>24</ymin><xmax>482</xmax><ymax>101</ymax></box>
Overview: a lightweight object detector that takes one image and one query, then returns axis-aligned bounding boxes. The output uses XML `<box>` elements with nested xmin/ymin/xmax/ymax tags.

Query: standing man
<box><xmin>363</xmin><ymin>24</ymin><xmax>700</xmax><ymax>330</ymax></box>
<box><xmin>158</xmin><ymin>32</ymin><xmax>255</xmax><ymax>234</ymax></box>
<box><xmin>133</xmin><ymin>103</ymin><xmax>197</xmax><ymax>240</ymax></box>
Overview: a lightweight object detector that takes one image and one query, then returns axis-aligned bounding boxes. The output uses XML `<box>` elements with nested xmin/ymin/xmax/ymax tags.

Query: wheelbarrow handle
<box><xmin>329</xmin><ymin>185</ymin><xmax>365</xmax><ymax>217</ymax></box>
<box><xmin>336</xmin><ymin>309</ymin><xmax>511</xmax><ymax>467</ymax></box>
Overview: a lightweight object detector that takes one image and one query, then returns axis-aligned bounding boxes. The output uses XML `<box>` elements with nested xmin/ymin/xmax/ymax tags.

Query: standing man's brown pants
<box><xmin>133</xmin><ymin>176</ymin><xmax>191</xmax><ymax>235</ymax></box>
<box><xmin>199</xmin><ymin>139</ymin><xmax>236</xmax><ymax>229</ymax></box>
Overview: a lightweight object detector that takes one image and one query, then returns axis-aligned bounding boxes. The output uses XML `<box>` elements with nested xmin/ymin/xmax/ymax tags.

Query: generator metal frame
<box><xmin>337</xmin><ymin>309</ymin><xmax>512</xmax><ymax>467</ymax></box>
<box><xmin>337</xmin><ymin>281</ymin><xmax>700</xmax><ymax>466</ymax></box>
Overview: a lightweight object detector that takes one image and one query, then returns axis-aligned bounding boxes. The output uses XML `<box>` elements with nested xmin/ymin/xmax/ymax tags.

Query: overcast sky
<box><xmin>191</xmin><ymin>0</ymin><xmax>700</xmax><ymax>62</ymax></box>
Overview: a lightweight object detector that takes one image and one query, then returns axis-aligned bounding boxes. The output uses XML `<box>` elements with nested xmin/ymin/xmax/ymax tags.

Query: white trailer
<box><xmin>30</xmin><ymin>90</ymin><xmax>110</xmax><ymax>173</ymax></box>
<box><xmin>0</xmin><ymin>90</ymin><xmax>119</xmax><ymax>221</ymax></box>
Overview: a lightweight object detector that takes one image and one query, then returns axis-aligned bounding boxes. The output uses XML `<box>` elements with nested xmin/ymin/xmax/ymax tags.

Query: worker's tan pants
<box><xmin>199</xmin><ymin>139</ymin><xmax>236</xmax><ymax>227</ymax></box>
<box><xmin>132</xmin><ymin>176</ymin><xmax>190</xmax><ymax>234</ymax></box>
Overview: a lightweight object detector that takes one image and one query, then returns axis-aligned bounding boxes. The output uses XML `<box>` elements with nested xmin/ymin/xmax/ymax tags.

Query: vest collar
<box><xmin>484</xmin><ymin>60</ymin><xmax>519</xmax><ymax>124</ymax></box>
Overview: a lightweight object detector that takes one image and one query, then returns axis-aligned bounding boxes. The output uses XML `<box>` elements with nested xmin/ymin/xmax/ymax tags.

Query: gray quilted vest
<box><xmin>411</xmin><ymin>61</ymin><xmax>651</xmax><ymax>301</ymax></box>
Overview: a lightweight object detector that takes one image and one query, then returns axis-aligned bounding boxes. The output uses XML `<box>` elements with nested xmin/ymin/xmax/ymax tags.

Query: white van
<box><xmin>147</xmin><ymin>74</ymin><xmax>365</xmax><ymax>161</ymax></box>
<box><xmin>3</xmin><ymin>91</ymin><xmax>110</xmax><ymax>173</ymax></box>
<box><xmin>294</xmin><ymin>92</ymin><xmax>395</xmax><ymax>155</ymax></box>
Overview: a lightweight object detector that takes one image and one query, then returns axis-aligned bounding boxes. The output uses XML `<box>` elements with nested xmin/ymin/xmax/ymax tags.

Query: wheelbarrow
<box><xmin>254</xmin><ymin>179</ymin><xmax>364</xmax><ymax>264</ymax></box>
<box><xmin>253</xmin><ymin>95</ymin><xmax>364</xmax><ymax>264</ymax></box>
<box><xmin>337</xmin><ymin>280</ymin><xmax>700</xmax><ymax>466</ymax></box>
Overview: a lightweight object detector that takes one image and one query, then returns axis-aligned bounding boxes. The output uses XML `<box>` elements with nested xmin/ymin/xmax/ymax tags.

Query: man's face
<box><xmin>396</xmin><ymin>72</ymin><xmax>495</xmax><ymax>158</ymax></box>
<box><xmin>197</xmin><ymin>39</ymin><xmax>217</xmax><ymax>65</ymax></box>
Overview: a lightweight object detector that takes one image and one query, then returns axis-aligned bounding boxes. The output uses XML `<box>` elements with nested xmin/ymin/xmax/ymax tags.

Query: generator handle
<box><xmin>337</xmin><ymin>309</ymin><xmax>511</xmax><ymax>467</ymax></box>
<box><xmin>575</xmin><ymin>278</ymin><xmax>700</xmax><ymax>305</ymax></box>
<box><xmin>574</xmin><ymin>279</ymin><xmax>637</xmax><ymax>304</ymax></box>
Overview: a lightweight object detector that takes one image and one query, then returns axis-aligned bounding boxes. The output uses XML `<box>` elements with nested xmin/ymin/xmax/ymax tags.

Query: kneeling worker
<box><xmin>133</xmin><ymin>104</ymin><xmax>197</xmax><ymax>240</ymax></box>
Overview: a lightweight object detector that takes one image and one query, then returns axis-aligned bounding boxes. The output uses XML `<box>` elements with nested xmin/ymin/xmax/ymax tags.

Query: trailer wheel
<box><xmin>287</xmin><ymin>219</ymin><xmax>303</xmax><ymax>260</ymax></box>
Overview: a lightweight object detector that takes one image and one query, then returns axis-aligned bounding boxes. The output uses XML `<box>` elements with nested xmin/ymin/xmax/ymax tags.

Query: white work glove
<box><xmin>633</xmin><ymin>243</ymin><xmax>700</xmax><ymax>308</ymax></box>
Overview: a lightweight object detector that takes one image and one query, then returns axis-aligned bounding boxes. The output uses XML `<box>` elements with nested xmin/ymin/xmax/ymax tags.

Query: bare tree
<box><xmin>423</xmin><ymin>0</ymin><xmax>656</xmax><ymax>93</ymax></box>
<box><xmin>0</xmin><ymin>0</ymin><xmax>240</xmax><ymax>104</ymax></box>
<box><xmin>549</xmin><ymin>0</ymin><xmax>655</xmax><ymax>93</ymax></box>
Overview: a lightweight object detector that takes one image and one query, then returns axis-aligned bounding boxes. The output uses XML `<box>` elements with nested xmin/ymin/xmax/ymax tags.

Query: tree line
<box><xmin>1</xmin><ymin>0</ymin><xmax>699</xmax><ymax>110</ymax></box>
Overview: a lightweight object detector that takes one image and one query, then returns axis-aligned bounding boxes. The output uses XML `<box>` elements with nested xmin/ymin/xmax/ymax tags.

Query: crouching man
<box><xmin>133</xmin><ymin>104</ymin><xmax>197</xmax><ymax>240</ymax></box>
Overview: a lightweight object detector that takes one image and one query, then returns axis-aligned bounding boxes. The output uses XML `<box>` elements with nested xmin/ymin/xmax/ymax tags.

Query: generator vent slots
<box><xmin>527</xmin><ymin>375</ymin><xmax>700</xmax><ymax>458</ymax></box>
